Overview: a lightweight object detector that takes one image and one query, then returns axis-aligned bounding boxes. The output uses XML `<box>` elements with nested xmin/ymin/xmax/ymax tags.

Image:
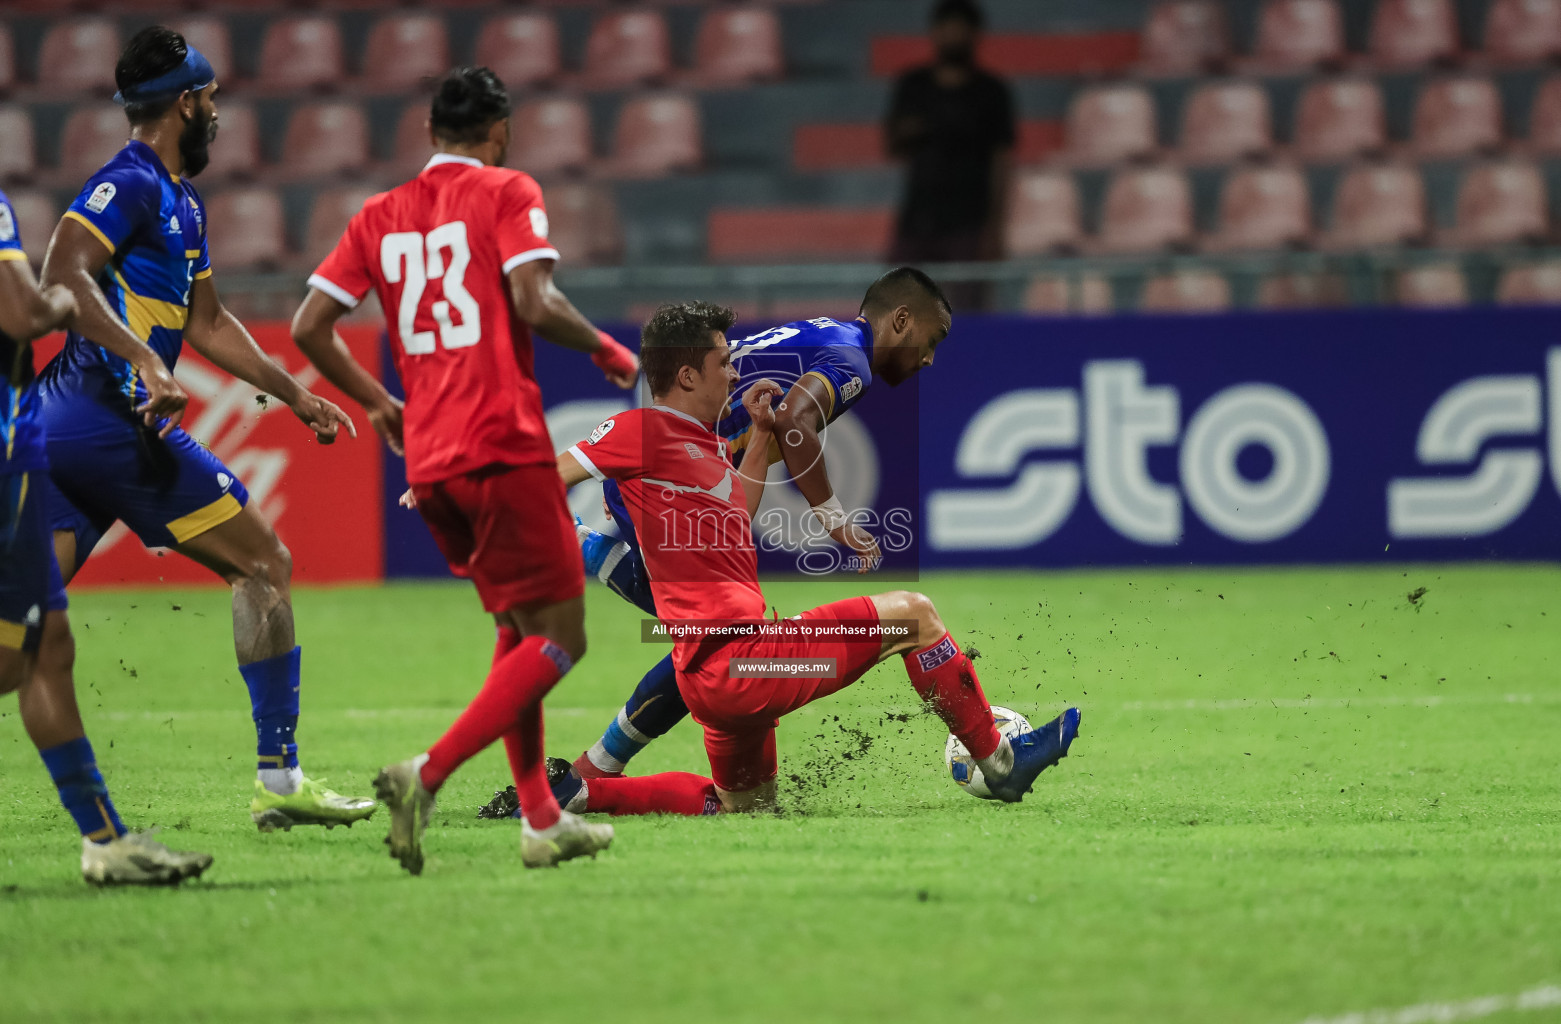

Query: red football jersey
<box><xmin>568</xmin><ymin>406</ymin><xmax>766</xmax><ymax>662</ymax></box>
<box><xmin>309</xmin><ymin>154</ymin><xmax>562</xmax><ymax>484</ymax></box>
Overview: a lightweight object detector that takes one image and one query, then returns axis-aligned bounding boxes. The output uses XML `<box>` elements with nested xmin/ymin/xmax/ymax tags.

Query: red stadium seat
<box><xmin>1497</xmin><ymin>261</ymin><xmax>1561</xmax><ymax>303</ymax></box>
<box><xmin>1484</xmin><ymin>0</ymin><xmax>1561</xmax><ymax>64</ymax></box>
<box><xmin>59</xmin><ymin>107</ymin><xmax>128</xmax><ymax>187</ymax></box>
<box><xmin>1140</xmin><ymin>270</ymin><xmax>1233</xmax><ymax>312</ymax></box>
<box><xmin>201</xmin><ymin>102</ymin><xmax>261</xmax><ymax>183</ymax></box>
<box><xmin>545</xmin><ymin>182</ymin><xmax>623</xmax><ymax>266</ymax></box>
<box><xmin>1528</xmin><ymin>75</ymin><xmax>1561</xmax><ymax>152</ymax></box>
<box><xmin>1178</xmin><ymin>80</ymin><xmax>1273</xmax><ymax>165</ymax></box>
<box><xmin>611</xmin><ymin>95</ymin><xmax>702</xmax><ymax>178</ymax></box>
<box><xmin>1062</xmin><ymin>84</ymin><xmax>1157</xmax><ymax>166</ymax></box>
<box><xmin>1368</xmin><ymin>0</ymin><xmax>1459</xmax><ymax>67</ymax></box>
<box><xmin>1004</xmin><ymin>169</ymin><xmax>1083</xmax><ymax>256</ymax></box>
<box><xmin>1410</xmin><ymin>77</ymin><xmax>1503</xmax><ymax>159</ymax></box>
<box><xmin>5</xmin><ymin>191</ymin><xmax>58</xmax><ymax>263</ymax></box>
<box><xmin>302</xmin><ymin>186</ymin><xmax>377</xmax><ymax>267</ymax></box>
<box><xmin>204</xmin><ymin>189</ymin><xmax>287</xmax><ymax>271</ymax></box>
<box><xmin>359</xmin><ymin>15</ymin><xmax>449</xmax><ymax>92</ymax></box>
<box><xmin>39</xmin><ymin>20</ymin><xmax>120</xmax><ymax>95</ymax></box>
<box><xmin>1096</xmin><ymin>166</ymin><xmax>1195</xmax><ymax>253</ymax></box>
<box><xmin>257</xmin><ymin>18</ymin><xmax>346</xmax><ymax>92</ymax></box>
<box><xmin>1250</xmin><ymin>0</ymin><xmax>1345</xmax><ymax>70</ymax></box>
<box><xmin>708</xmin><ymin>207</ymin><xmax>893</xmax><ymax>262</ymax></box>
<box><xmin>510</xmin><ymin>97</ymin><xmax>594</xmax><ymax>178</ymax></box>
<box><xmin>280</xmin><ymin>102</ymin><xmax>370</xmax><ymax>180</ymax></box>
<box><xmin>1450</xmin><ymin>159</ymin><xmax>1548</xmax><ymax>245</ymax></box>
<box><xmin>1139</xmin><ymin>1</ymin><xmax>1230</xmax><ymax>74</ymax></box>
<box><xmin>0</xmin><ymin>106</ymin><xmax>36</xmax><ymax>183</ymax></box>
<box><xmin>169</xmin><ymin>18</ymin><xmax>233</xmax><ymax>83</ymax></box>
<box><xmin>1255</xmin><ymin>271</ymin><xmax>1350</xmax><ymax>308</ymax></box>
<box><xmin>580</xmin><ymin>11</ymin><xmax>673</xmax><ymax>90</ymax></box>
<box><xmin>1322</xmin><ymin>163</ymin><xmax>1427</xmax><ymax>248</ymax></box>
<box><xmin>0</xmin><ymin>24</ymin><xmax>17</xmax><ymax>95</ymax></box>
<box><xmin>1021</xmin><ymin>274</ymin><xmax>1113</xmax><ymax>314</ymax></box>
<box><xmin>1292</xmin><ymin>78</ymin><xmax>1387</xmax><ymax>163</ymax></box>
<box><xmin>692</xmin><ymin>6</ymin><xmax>784</xmax><ymax>85</ymax></box>
<box><xmin>474</xmin><ymin>14</ymin><xmax>562</xmax><ymax>90</ymax></box>
<box><xmin>1394</xmin><ymin>263</ymin><xmax>1468</xmax><ymax>306</ymax></box>
<box><xmin>1206</xmin><ymin>164</ymin><xmax>1311</xmax><ymax>251</ymax></box>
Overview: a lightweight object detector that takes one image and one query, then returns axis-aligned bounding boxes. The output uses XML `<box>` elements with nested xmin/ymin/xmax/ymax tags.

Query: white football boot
<box><xmin>520</xmin><ymin>810</ymin><xmax>613</xmax><ymax>868</ymax></box>
<box><xmin>81</xmin><ymin>832</ymin><xmax>213</xmax><ymax>886</ymax></box>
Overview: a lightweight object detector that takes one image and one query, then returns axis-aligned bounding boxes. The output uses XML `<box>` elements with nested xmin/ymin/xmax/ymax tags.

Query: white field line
<box><xmin>1297</xmin><ymin>983</ymin><xmax>1561</xmax><ymax>1024</ymax></box>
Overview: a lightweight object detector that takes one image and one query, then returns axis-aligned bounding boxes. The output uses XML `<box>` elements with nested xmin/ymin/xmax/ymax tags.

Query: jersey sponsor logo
<box><xmin>529</xmin><ymin>207</ymin><xmax>549</xmax><ymax>240</ymax></box>
<box><xmin>217</xmin><ymin>472</ymin><xmax>232</xmax><ymax>491</ymax></box>
<box><xmin>589</xmin><ymin>418</ymin><xmax>615</xmax><ymax>444</ymax></box>
<box><xmin>0</xmin><ymin>206</ymin><xmax>14</xmax><ymax>243</ymax></box>
<box><xmin>916</xmin><ymin>636</ymin><xmax>958</xmax><ymax>672</ymax></box>
<box><xmin>684</xmin><ymin>442</ymin><xmax>704</xmax><ymax>460</ymax></box>
<box><xmin>85</xmin><ymin>182</ymin><xmax>116</xmax><ymax>214</ymax></box>
<box><xmin>841</xmin><ymin>376</ymin><xmax>863</xmax><ymax>402</ymax></box>
<box><xmin>169</xmin><ymin>215</ymin><xmax>180</xmax><ymax>232</ymax></box>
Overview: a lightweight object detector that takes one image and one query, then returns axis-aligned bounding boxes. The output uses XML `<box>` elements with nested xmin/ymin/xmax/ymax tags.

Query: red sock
<box><xmin>571</xmin><ymin>751</ymin><xmax>620</xmax><ymax>780</ymax></box>
<box><xmin>492</xmin><ymin>625</ymin><xmax>521</xmax><ymax>668</ymax></box>
<box><xmin>903</xmin><ymin>633</ymin><xmax>1000</xmax><ymax>759</ymax></box>
<box><xmin>421</xmin><ymin>635</ymin><xmax>573</xmax><ymax>794</ymax></box>
<box><xmin>585</xmin><ymin>773</ymin><xmax>720</xmax><ymax>816</ymax></box>
<box><xmin>501</xmin><ymin>705</ymin><xmax>561</xmax><ymax>830</ymax></box>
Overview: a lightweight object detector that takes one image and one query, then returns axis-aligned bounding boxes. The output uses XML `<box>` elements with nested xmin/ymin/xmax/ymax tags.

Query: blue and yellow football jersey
<box><xmin>40</xmin><ymin>140</ymin><xmax>210</xmax><ymax>440</ymax></box>
<box><xmin>721</xmin><ymin>316</ymin><xmax>874</xmax><ymax>461</ymax></box>
<box><xmin>0</xmin><ymin>188</ymin><xmax>45</xmax><ymax>476</ymax></box>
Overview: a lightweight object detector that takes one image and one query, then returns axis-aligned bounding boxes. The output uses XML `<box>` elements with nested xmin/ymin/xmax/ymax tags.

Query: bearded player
<box><xmin>543</xmin><ymin>301</ymin><xmax>1079</xmax><ymax>817</ymax></box>
<box><xmin>36</xmin><ymin>27</ymin><xmax>374</xmax><ymax>832</ymax></box>
<box><xmin>290</xmin><ymin>66</ymin><xmax>640</xmax><ymax>874</ymax></box>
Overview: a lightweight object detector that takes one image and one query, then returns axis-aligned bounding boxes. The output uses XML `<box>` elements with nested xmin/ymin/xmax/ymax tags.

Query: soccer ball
<box><xmin>945</xmin><ymin>706</ymin><xmax>1032</xmax><ymax>799</ymax></box>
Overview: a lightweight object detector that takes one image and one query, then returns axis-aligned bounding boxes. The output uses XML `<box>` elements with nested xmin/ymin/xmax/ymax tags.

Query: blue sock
<box><xmin>240</xmin><ymin>646</ymin><xmax>301</xmax><ymax>772</ymax></box>
<box><xmin>580</xmin><ymin>527</ymin><xmax>659</xmax><ymax>616</ymax></box>
<box><xmin>39</xmin><ymin>736</ymin><xmax>126</xmax><ymax>843</ymax></box>
<box><xmin>584</xmin><ymin>653</ymin><xmax>689</xmax><ymax>773</ymax></box>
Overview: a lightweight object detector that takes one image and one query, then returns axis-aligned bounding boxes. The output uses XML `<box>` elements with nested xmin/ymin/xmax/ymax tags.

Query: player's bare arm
<box><xmin>772</xmin><ymin>372</ymin><xmax>882</xmax><ymax>572</ymax></box>
<box><xmin>41</xmin><ymin>216</ymin><xmax>187</xmax><ymax>435</ymax></box>
<box><xmin>291</xmin><ymin>287</ymin><xmax>404</xmax><ymax>455</ymax></box>
<box><xmin>556</xmin><ymin>448</ymin><xmax>593</xmax><ymax>488</ymax></box>
<box><xmin>187</xmin><ymin>276</ymin><xmax>355</xmax><ymax>445</ymax></box>
<box><xmin>0</xmin><ymin>257</ymin><xmax>75</xmax><ymax>343</ymax></box>
<box><xmin>507</xmin><ymin>259</ymin><xmax>639</xmax><ymax>388</ymax></box>
<box><xmin>737</xmin><ymin>379</ymin><xmax>783</xmax><ymax>520</ymax></box>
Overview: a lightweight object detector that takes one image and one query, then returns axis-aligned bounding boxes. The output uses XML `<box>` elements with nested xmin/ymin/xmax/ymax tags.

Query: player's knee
<box><xmin>898</xmin><ymin>591</ymin><xmax>944</xmax><ymax>641</ymax></box>
<box><xmin>36</xmin><ymin>615</ymin><xmax>75</xmax><ymax>679</ymax></box>
<box><xmin>240</xmin><ymin>535</ymin><xmax>292</xmax><ymax>592</ymax></box>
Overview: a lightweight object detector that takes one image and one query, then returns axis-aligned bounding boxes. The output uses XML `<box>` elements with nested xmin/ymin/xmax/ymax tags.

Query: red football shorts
<box><xmin>678</xmin><ymin>595</ymin><xmax>884</xmax><ymax>793</ymax></box>
<box><xmin>411</xmin><ymin>463</ymin><xmax>585</xmax><ymax>613</ymax></box>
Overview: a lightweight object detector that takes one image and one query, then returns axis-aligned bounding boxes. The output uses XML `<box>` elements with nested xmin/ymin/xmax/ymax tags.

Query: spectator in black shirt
<box><xmin>885</xmin><ymin>0</ymin><xmax>1015</xmax><ymax>308</ymax></box>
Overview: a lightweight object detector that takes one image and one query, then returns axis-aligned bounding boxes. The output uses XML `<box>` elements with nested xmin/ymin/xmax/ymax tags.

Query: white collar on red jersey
<box><xmin>650</xmin><ymin>404</ymin><xmax>714</xmax><ymax>431</ymax></box>
<box><xmin>424</xmin><ymin>153</ymin><xmax>485</xmax><ymax>171</ymax></box>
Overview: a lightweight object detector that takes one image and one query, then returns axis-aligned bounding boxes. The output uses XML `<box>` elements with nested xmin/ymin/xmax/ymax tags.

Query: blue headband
<box><xmin>113</xmin><ymin>47</ymin><xmax>214</xmax><ymax>105</ymax></box>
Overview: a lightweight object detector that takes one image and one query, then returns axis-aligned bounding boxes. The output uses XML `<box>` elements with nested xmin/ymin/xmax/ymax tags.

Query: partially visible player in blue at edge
<box><xmin>484</xmin><ymin>267</ymin><xmax>953</xmax><ymax>813</ymax></box>
<box><xmin>36</xmin><ymin>26</ymin><xmax>375</xmax><ymax>831</ymax></box>
<box><xmin>0</xmin><ymin>186</ymin><xmax>213</xmax><ymax>884</ymax></box>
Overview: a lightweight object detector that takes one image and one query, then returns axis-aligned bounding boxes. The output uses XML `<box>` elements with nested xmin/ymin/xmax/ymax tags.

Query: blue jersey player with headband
<box><xmin>480</xmin><ymin>267</ymin><xmax>955</xmax><ymax>815</ymax></box>
<box><xmin>36</xmin><ymin>27</ymin><xmax>374</xmax><ymax>831</ymax></box>
<box><xmin>0</xmin><ymin>188</ymin><xmax>213</xmax><ymax>884</ymax></box>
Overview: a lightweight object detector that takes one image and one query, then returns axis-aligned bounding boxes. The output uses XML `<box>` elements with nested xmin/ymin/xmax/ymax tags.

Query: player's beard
<box><xmin>179</xmin><ymin>107</ymin><xmax>217</xmax><ymax>178</ymax></box>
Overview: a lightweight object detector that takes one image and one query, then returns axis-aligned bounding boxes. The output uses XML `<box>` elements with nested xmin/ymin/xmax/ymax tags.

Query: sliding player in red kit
<box><xmin>290</xmin><ymin>68</ymin><xmax>638</xmax><ymax>873</ymax></box>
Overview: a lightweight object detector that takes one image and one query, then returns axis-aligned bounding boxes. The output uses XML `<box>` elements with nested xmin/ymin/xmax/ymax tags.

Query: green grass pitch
<box><xmin>2</xmin><ymin>566</ymin><xmax>1559</xmax><ymax>1024</ymax></box>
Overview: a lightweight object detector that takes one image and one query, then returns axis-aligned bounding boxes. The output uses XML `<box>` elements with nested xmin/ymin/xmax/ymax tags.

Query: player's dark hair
<box><xmin>930</xmin><ymin>0</ymin><xmax>985</xmax><ymax>29</ymax></box>
<box><xmin>640</xmin><ymin>301</ymin><xmax>738</xmax><ymax>396</ymax></box>
<box><xmin>430</xmin><ymin>66</ymin><xmax>511</xmax><ymax>146</ymax></box>
<box><xmin>860</xmin><ymin>267</ymin><xmax>952</xmax><ymax>320</ymax></box>
<box><xmin>117</xmin><ymin>26</ymin><xmax>188</xmax><ymax>124</ymax></box>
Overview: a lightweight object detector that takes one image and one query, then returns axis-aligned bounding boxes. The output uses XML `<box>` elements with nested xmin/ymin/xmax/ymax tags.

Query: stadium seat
<box><xmin>692</xmin><ymin>6</ymin><xmax>784</xmax><ymax>86</ymax></box>
<box><xmin>0</xmin><ymin>106</ymin><xmax>36</xmax><ymax>183</ymax></box>
<box><xmin>1139</xmin><ymin>1</ymin><xmax>1230</xmax><ymax>74</ymax></box>
<box><xmin>1496</xmin><ymin>261</ymin><xmax>1561</xmax><ymax>302</ymax></box>
<box><xmin>1021</xmin><ymin>274</ymin><xmax>1113</xmax><ymax>314</ymax></box>
<box><xmin>1292</xmin><ymin>78</ymin><xmax>1387</xmax><ymax>163</ymax></box>
<box><xmin>1410</xmin><ymin>77</ymin><xmax>1503</xmax><ymax>159</ymax></box>
<box><xmin>1394</xmin><ymin>263</ymin><xmax>1468</xmax><ymax>306</ymax></box>
<box><xmin>1322</xmin><ymin>163</ymin><xmax>1428</xmax><ymax>248</ymax></box>
<box><xmin>204</xmin><ymin>189</ymin><xmax>287</xmax><ymax>271</ymax></box>
<box><xmin>580</xmin><ymin>11</ymin><xmax>673</xmax><ymax>90</ymax></box>
<box><xmin>257</xmin><ymin>18</ymin><xmax>346</xmax><ymax>92</ymax></box>
<box><xmin>39</xmin><ymin>20</ymin><xmax>120</xmax><ymax>95</ymax></box>
<box><xmin>1096</xmin><ymin>166</ymin><xmax>1195</xmax><ymax>253</ymax></box>
<box><xmin>611</xmin><ymin>95</ymin><xmax>702</xmax><ymax>178</ymax></box>
<box><xmin>474</xmin><ymin>14</ymin><xmax>562</xmax><ymax>90</ymax></box>
<box><xmin>1526</xmin><ymin>75</ymin><xmax>1561</xmax><ymax>152</ymax></box>
<box><xmin>201</xmin><ymin>102</ymin><xmax>261</xmax><ymax>183</ymax></box>
<box><xmin>545</xmin><ymin>182</ymin><xmax>623</xmax><ymax>266</ymax></box>
<box><xmin>5</xmin><ymin>190</ymin><xmax>57</xmax><ymax>263</ymax></box>
<box><xmin>1249</xmin><ymin>0</ymin><xmax>1345</xmax><ymax>70</ymax></box>
<box><xmin>1483</xmin><ymin>0</ymin><xmax>1561</xmax><ymax>64</ymax></box>
<box><xmin>359</xmin><ymin>15</ymin><xmax>449</xmax><ymax>92</ymax></box>
<box><xmin>707</xmin><ymin>207</ymin><xmax>893</xmax><ymax>262</ymax></box>
<box><xmin>509</xmin><ymin>98</ymin><xmax>594</xmax><ymax>178</ymax></box>
<box><xmin>0</xmin><ymin>23</ymin><xmax>18</xmax><ymax>95</ymax></box>
<box><xmin>1140</xmin><ymin>270</ymin><xmax>1233</xmax><ymax>313</ymax></box>
<box><xmin>1206</xmin><ymin>164</ymin><xmax>1311</xmax><ymax>251</ymax></box>
<box><xmin>389</xmin><ymin>102</ymin><xmax>433</xmax><ymax>177</ymax></box>
<box><xmin>169</xmin><ymin>18</ymin><xmax>233</xmax><ymax>83</ymax></box>
<box><xmin>1448</xmin><ymin>159</ymin><xmax>1548</xmax><ymax>246</ymax></box>
<box><xmin>1367</xmin><ymin>0</ymin><xmax>1459</xmax><ymax>67</ymax></box>
<box><xmin>302</xmin><ymin>186</ymin><xmax>377</xmax><ymax>267</ymax></box>
<box><xmin>1178</xmin><ymin>80</ymin><xmax>1273</xmax><ymax>165</ymax></box>
<box><xmin>1061</xmin><ymin>84</ymin><xmax>1157</xmax><ymax>167</ymax></box>
<box><xmin>1255</xmin><ymin>271</ymin><xmax>1350</xmax><ymax>308</ymax></box>
<box><xmin>1004</xmin><ymin>169</ymin><xmax>1083</xmax><ymax>256</ymax></box>
<box><xmin>280</xmin><ymin>103</ymin><xmax>370</xmax><ymax>180</ymax></box>
<box><xmin>59</xmin><ymin>107</ymin><xmax>128</xmax><ymax>187</ymax></box>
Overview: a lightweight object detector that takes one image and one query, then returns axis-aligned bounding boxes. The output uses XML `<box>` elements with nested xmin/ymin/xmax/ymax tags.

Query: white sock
<box><xmin>259</xmin><ymin>766</ymin><xmax>303</xmax><ymax>796</ymax></box>
<box><xmin>975</xmin><ymin>738</ymin><xmax>1014</xmax><ymax>781</ymax></box>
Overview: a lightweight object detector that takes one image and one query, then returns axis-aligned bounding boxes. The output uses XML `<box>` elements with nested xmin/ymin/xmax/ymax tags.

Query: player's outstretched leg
<box><xmin>171</xmin><ymin>505</ymin><xmax>375</xmax><ymax>830</ymax></box>
<box><xmin>570</xmin><ymin>652</ymin><xmax>690</xmax><ymax>782</ymax></box>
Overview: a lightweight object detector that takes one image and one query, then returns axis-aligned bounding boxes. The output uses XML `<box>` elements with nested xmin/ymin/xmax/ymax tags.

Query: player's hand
<box><xmin>291</xmin><ymin>391</ymin><xmax>357</xmax><ymax>445</ymax></box>
<box><xmin>135</xmin><ymin>359</ymin><xmax>188</xmax><ymax>438</ymax></box>
<box><xmin>399</xmin><ymin>488</ymin><xmax>417</xmax><ymax>510</ymax></box>
<box><xmin>830</xmin><ymin>522</ymin><xmax>882</xmax><ymax>574</ymax></box>
<box><xmin>742</xmin><ymin>379</ymin><xmax>785</xmax><ymax>433</ymax></box>
<box><xmin>368</xmin><ymin>397</ymin><xmax>405</xmax><ymax>456</ymax></box>
<box><xmin>591</xmin><ymin>330</ymin><xmax>639</xmax><ymax>389</ymax></box>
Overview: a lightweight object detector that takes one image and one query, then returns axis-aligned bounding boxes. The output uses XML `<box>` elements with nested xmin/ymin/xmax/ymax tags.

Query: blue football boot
<box><xmin>984</xmin><ymin>707</ymin><xmax>1081</xmax><ymax>803</ymax></box>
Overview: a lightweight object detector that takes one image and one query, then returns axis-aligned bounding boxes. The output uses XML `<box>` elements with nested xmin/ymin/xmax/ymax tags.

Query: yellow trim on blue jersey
<box><xmin>111</xmin><ymin>270</ymin><xmax>188</xmax><ymax>342</ymax></box>
<box><xmin>0</xmin><ymin>618</ymin><xmax>26</xmax><ymax>650</ymax></box>
<box><xmin>184</xmin><ymin>249</ymin><xmax>201</xmax><ymax>258</ymax></box>
<box><xmin>166</xmin><ymin>493</ymin><xmax>242</xmax><ymax>544</ymax></box>
<box><xmin>798</xmin><ymin>370</ymin><xmax>839</xmax><ymax>422</ymax></box>
<box><xmin>726</xmin><ymin>424</ymin><xmax>784</xmax><ymax>465</ymax></box>
<box><xmin>64</xmin><ymin>210</ymin><xmax>115</xmax><ymax>254</ymax></box>
<box><xmin>193</xmin><ymin>268</ymin><xmax>211</xmax><ymax>280</ymax></box>
<box><xmin>0</xmin><ymin>250</ymin><xmax>28</xmax><ymax>262</ymax></box>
